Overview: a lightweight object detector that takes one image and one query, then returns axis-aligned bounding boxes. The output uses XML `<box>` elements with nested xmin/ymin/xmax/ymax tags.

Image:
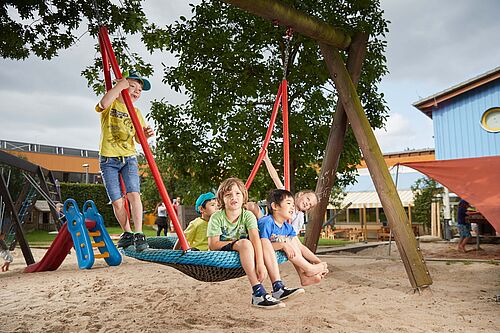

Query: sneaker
<box><xmin>134</xmin><ymin>233</ymin><xmax>149</xmax><ymax>252</ymax></box>
<box><xmin>272</xmin><ymin>287</ymin><xmax>305</xmax><ymax>301</ymax></box>
<box><xmin>251</xmin><ymin>293</ymin><xmax>285</xmax><ymax>309</ymax></box>
<box><xmin>117</xmin><ymin>232</ymin><xmax>134</xmax><ymax>248</ymax></box>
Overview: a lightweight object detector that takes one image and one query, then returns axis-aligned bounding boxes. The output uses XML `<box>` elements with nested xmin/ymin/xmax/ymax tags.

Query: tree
<box><xmin>144</xmin><ymin>0</ymin><xmax>389</xmax><ymax>200</ymax></box>
<box><xmin>411</xmin><ymin>177</ymin><xmax>442</xmax><ymax>232</ymax></box>
<box><xmin>1</xmin><ymin>0</ymin><xmax>153</xmax><ymax>94</ymax></box>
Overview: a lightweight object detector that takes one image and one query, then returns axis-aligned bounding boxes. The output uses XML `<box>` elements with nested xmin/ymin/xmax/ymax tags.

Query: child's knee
<box><xmin>235</xmin><ymin>238</ymin><xmax>252</xmax><ymax>251</ymax></box>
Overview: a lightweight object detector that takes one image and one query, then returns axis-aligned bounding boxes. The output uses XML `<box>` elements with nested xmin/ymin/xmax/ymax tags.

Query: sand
<box><xmin>1</xmin><ymin>243</ymin><xmax>499</xmax><ymax>333</ymax></box>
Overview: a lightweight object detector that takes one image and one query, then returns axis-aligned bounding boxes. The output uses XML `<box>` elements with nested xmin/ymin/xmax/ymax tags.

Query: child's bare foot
<box><xmin>300</xmin><ymin>273</ymin><xmax>322</xmax><ymax>286</ymax></box>
<box><xmin>458</xmin><ymin>246</ymin><xmax>466</xmax><ymax>253</ymax></box>
<box><xmin>305</xmin><ymin>263</ymin><xmax>327</xmax><ymax>277</ymax></box>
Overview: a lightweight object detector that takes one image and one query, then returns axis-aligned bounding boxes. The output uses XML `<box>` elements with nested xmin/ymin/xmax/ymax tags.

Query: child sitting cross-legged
<box><xmin>208</xmin><ymin>178</ymin><xmax>285</xmax><ymax>309</ymax></box>
<box><xmin>259</xmin><ymin>189</ymin><xmax>328</xmax><ymax>289</ymax></box>
<box><xmin>173</xmin><ymin>192</ymin><xmax>218</xmax><ymax>251</ymax></box>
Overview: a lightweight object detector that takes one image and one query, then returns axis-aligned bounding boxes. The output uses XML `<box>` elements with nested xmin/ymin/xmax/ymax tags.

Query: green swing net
<box><xmin>97</xmin><ymin>21</ymin><xmax>294</xmax><ymax>282</ymax></box>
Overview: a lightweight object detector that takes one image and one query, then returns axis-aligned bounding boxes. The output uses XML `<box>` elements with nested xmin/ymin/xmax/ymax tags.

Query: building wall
<box><xmin>433</xmin><ymin>80</ymin><xmax>500</xmax><ymax>159</ymax></box>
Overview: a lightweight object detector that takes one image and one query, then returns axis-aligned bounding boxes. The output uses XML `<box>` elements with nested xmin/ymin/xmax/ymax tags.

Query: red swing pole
<box><xmin>98</xmin><ymin>26</ymin><xmax>191</xmax><ymax>251</ymax></box>
<box><xmin>245</xmin><ymin>82</ymin><xmax>283</xmax><ymax>189</ymax></box>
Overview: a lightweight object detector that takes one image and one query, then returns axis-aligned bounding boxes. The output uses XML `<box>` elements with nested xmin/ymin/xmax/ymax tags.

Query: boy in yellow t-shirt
<box><xmin>173</xmin><ymin>192</ymin><xmax>217</xmax><ymax>251</ymax></box>
<box><xmin>95</xmin><ymin>70</ymin><xmax>154</xmax><ymax>251</ymax></box>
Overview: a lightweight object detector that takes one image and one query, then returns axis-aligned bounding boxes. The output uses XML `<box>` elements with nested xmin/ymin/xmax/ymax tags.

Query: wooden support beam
<box><xmin>320</xmin><ymin>43</ymin><xmax>432</xmax><ymax>288</ymax></box>
<box><xmin>304</xmin><ymin>33</ymin><xmax>368</xmax><ymax>252</ymax></box>
<box><xmin>220</xmin><ymin>0</ymin><xmax>351</xmax><ymax>49</ymax></box>
<box><xmin>0</xmin><ymin>174</ymin><xmax>34</xmax><ymax>265</ymax></box>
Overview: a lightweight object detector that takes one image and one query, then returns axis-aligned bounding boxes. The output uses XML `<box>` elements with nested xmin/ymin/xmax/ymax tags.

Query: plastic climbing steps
<box><xmin>65</xmin><ymin>199</ymin><xmax>121</xmax><ymax>269</ymax></box>
<box><xmin>25</xmin><ymin>199</ymin><xmax>121</xmax><ymax>272</ymax></box>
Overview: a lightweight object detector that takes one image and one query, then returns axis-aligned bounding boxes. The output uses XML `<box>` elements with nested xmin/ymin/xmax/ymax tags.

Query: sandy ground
<box><xmin>1</xmin><ymin>243</ymin><xmax>499</xmax><ymax>333</ymax></box>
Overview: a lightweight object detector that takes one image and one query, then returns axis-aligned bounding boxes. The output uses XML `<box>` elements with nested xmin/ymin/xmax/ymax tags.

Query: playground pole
<box><xmin>98</xmin><ymin>26</ymin><xmax>190</xmax><ymax>251</ymax></box>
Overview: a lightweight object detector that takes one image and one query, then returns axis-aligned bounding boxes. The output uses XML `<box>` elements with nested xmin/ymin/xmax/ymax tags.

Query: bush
<box><xmin>59</xmin><ymin>182</ymin><xmax>118</xmax><ymax>227</ymax></box>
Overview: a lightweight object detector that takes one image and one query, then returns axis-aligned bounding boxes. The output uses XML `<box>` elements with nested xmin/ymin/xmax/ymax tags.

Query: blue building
<box><xmin>413</xmin><ymin>66</ymin><xmax>500</xmax><ymax>159</ymax></box>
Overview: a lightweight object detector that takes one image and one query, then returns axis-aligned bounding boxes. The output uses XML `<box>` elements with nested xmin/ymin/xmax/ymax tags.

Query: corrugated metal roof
<box><xmin>334</xmin><ymin>190</ymin><xmax>414</xmax><ymax>209</ymax></box>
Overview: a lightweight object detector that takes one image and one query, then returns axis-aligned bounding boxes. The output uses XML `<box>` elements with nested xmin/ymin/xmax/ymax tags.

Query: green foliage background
<box><xmin>59</xmin><ymin>182</ymin><xmax>118</xmax><ymax>226</ymax></box>
<box><xmin>411</xmin><ymin>177</ymin><xmax>442</xmax><ymax>231</ymax></box>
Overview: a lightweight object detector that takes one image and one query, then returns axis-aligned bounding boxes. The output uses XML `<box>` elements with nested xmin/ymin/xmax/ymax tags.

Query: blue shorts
<box><xmin>99</xmin><ymin>156</ymin><xmax>140</xmax><ymax>202</ymax></box>
<box><xmin>457</xmin><ymin>224</ymin><xmax>472</xmax><ymax>238</ymax></box>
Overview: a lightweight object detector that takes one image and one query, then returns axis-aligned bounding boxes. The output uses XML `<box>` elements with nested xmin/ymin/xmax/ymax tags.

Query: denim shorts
<box><xmin>457</xmin><ymin>224</ymin><xmax>472</xmax><ymax>238</ymax></box>
<box><xmin>99</xmin><ymin>155</ymin><xmax>140</xmax><ymax>202</ymax></box>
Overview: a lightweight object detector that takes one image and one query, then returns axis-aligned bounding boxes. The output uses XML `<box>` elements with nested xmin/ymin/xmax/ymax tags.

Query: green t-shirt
<box><xmin>184</xmin><ymin>217</ymin><xmax>209</xmax><ymax>251</ymax></box>
<box><xmin>207</xmin><ymin>209</ymin><xmax>257</xmax><ymax>241</ymax></box>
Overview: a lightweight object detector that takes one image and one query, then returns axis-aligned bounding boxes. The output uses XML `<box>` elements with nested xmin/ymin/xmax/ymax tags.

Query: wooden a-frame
<box><xmin>222</xmin><ymin>0</ymin><xmax>432</xmax><ymax>289</ymax></box>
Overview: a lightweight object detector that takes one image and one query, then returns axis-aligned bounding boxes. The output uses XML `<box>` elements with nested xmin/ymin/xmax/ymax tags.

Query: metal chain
<box><xmin>282</xmin><ymin>27</ymin><xmax>293</xmax><ymax>80</ymax></box>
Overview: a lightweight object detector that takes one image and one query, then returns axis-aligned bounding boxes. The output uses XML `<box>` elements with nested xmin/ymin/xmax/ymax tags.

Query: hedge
<box><xmin>59</xmin><ymin>182</ymin><xmax>118</xmax><ymax>227</ymax></box>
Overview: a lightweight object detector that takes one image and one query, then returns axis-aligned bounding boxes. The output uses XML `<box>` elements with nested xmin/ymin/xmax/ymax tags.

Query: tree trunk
<box><xmin>304</xmin><ymin>33</ymin><xmax>368</xmax><ymax>252</ymax></box>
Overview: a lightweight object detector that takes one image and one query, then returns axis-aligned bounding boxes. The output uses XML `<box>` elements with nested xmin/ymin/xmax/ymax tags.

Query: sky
<box><xmin>1</xmin><ymin>0</ymin><xmax>499</xmax><ymax>154</ymax></box>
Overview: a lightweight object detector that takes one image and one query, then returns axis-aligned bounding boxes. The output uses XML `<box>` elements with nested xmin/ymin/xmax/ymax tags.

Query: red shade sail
<box><xmin>400</xmin><ymin>156</ymin><xmax>500</xmax><ymax>232</ymax></box>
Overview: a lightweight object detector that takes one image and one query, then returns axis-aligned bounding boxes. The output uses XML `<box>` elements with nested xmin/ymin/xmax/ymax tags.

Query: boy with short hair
<box><xmin>259</xmin><ymin>189</ymin><xmax>328</xmax><ymax>289</ymax></box>
<box><xmin>208</xmin><ymin>178</ymin><xmax>284</xmax><ymax>309</ymax></box>
<box><xmin>95</xmin><ymin>70</ymin><xmax>154</xmax><ymax>251</ymax></box>
<box><xmin>173</xmin><ymin>192</ymin><xmax>217</xmax><ymax>251</ymax></box>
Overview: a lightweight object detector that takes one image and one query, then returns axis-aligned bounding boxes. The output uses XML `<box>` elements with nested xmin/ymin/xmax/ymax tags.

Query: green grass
<box><xmin>25</xmin><ymin>225</ymin><xmax>158</xmax><ymax>245</ymax></box>
<box><xmin>25</xmin><ymin>226</ymin><xmax>350</xmax><ymax>247</ymax></box>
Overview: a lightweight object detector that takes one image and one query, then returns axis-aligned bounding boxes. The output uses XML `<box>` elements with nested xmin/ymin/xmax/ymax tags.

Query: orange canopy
<box><xmin>400</xmin><ymin>156</ymin><xmax>500</xmax><ymax>232</ymax></box>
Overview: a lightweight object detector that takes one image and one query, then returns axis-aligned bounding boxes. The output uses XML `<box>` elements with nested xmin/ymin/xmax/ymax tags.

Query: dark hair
<box><xmin>266</xmin><ymin>189</ymin><xmax>294</xmax><ymax>214</ymax></box>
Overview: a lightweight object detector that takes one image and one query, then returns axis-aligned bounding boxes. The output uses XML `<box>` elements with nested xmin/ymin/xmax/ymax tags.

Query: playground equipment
<box><xmin>25</xmin><ymin>199</ymin><xmax>121</xmax><ymax>272</ymax></box>
<box><xmin>124</xmin><ymin>236</ymin><xmax>287</xmax><ymax>282</ymax></box>
<box><xmin>0</xmin><ymin>150</ymin><xmax>63</xmax><ymax>265</ymax></box>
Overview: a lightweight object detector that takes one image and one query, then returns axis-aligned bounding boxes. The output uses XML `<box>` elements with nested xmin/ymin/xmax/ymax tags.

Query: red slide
<box><xmin>24</xmin><ymin>223</ymin><xmax>74</xmax><ymax>273</ymax></box>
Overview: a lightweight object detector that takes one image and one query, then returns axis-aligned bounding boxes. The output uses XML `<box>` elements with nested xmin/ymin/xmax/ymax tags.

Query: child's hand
<box><xmin>256</xmin><ymin>261</ymin><xmax>268</xmax><ymax>283</ymax></box>
<box><xmin>115</xmin><ymin>78</ymin><xmax>130</xmax><ymax>91</ymax></box>
<box><xmin>143</xmin><ymin>125</ymin><xmax>154</xmax><ymax>138</ymax></box>
<box><xmin>282</xmin><ymin>243</ymin><xmax>295</xmax><ymax>259</ymax></box>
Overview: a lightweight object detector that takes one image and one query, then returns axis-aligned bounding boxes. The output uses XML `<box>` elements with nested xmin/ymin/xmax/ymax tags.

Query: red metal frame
<box><xmin>98</xmin><ymin>26</ymin><xmax>190</xmax><ymax>251</ymax></box>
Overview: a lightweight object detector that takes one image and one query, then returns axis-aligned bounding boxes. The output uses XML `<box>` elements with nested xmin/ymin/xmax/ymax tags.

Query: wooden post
<box><xmin>221</xmin><ymin>0</ymin><xmax>351</xmax><ymax>49</ymax></box>
<box><xmin>320</xmin><ymin>43</ymin><xmax>432</xmax><ymax>288</ymax></box>
<box><xmin>305</xmin><ymin>33</ymin><xmax>368</xmax><ymax>252</ymax></box>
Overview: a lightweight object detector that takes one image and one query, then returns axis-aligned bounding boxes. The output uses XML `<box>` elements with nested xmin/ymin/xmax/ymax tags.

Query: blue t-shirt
<box><xmin>258</xmin><ymin>215</ymin><xmax>297</xmax><ymax>242</ymax></box>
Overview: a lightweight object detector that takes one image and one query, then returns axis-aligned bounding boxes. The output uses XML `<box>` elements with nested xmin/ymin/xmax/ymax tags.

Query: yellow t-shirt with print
<box><xmin>184</xmin><ymin>217</ymin><xmax>209</xmax><ymax>251</ymax></box>
<box><xmin>96</xmin><ymin>99</ymin><xmax>146</xmax><ymax>157</ymax></box>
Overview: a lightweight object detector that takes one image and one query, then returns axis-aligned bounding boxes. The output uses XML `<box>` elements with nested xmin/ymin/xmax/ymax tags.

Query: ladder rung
<box><xmin>94</xmin><ymin>252</ymin><xmax>110</xmax><ymax>259</ymax></box>
<box><xmin>88</xmin><ymin>231</ymin><xmax>101</xmax><ymax>237</ymax></box>
<box><xmin>92</xmin><ymin>241</ymin><xmax>105</xmax><ymax>247</ymax></box>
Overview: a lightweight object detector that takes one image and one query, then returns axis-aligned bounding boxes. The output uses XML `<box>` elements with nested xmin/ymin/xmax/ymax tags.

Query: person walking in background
<box><xmin>155</xmin><ymin>202</ymin><xmax>169</xmax><ymax>236</ymax></box>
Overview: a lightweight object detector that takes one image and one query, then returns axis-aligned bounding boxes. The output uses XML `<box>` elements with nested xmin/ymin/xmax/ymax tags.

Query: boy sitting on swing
<box><xmin>207</xmin><ymin>178</ymin><xmax>284</xmax><ymax>308</ymax></box>
<box><xmin>259</xmin><ymin>189</ymin><xmax>328</xmax><ymax>288</ymax></box>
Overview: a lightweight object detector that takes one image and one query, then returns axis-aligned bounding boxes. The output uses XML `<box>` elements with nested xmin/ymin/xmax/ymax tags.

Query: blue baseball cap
<box><xmin>195</xmin><ymin>192</ymin><xmax>217</xmax><ymax>214</ymax></box>
<box><xmin>124</xmin><ymin>70</ymin><xmax>151</xmax><ymax>91</ymax></box>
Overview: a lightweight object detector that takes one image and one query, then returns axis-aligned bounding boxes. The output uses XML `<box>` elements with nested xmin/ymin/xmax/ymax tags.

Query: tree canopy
<box><xmin>144</xmin><ymin>0</ymin><xmax>389</xmax><ymax>203</ymax></box>
<box><xmin>2</xmin><ymin>0</ymin><xmax>390</xmax><ymax>207</ymax></box>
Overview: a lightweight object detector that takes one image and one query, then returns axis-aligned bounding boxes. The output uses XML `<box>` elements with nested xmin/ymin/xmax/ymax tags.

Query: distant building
<box><xmin>0</xmin><ymin>139</ymin><xmax>100</xmax><ymax>183</ymax></box>
<box><xmin>326</xmin><ymin>149</ymin><xmax>434</xmax><ymax>239</ymax></box>
<box><xmin>413</xmin><ymin>66</ymin><xmax>500</xmax><ymax>159</ymax></box>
